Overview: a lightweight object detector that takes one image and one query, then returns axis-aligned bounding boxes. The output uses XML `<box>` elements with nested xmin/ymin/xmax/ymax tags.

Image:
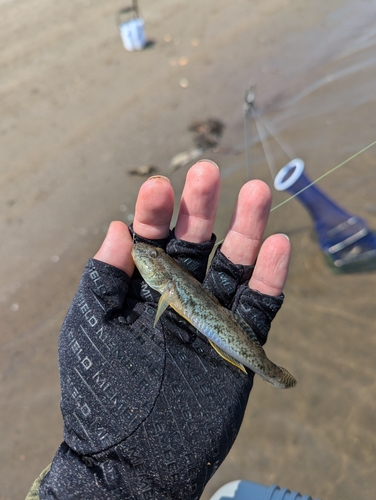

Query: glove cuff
<box><xmin>166</xmin><ymin>231</ymin><xmax>216</xmax><ymax>282</ymax></box>
<box><xmin>203</xmin><ymin>247</ymin><xmax>254</xmax><ymax>308</ymax></box>
<box><xmin>232</xmin><ymin>287</ymin><xmax>284</xmax><ymax>345</ymax></box>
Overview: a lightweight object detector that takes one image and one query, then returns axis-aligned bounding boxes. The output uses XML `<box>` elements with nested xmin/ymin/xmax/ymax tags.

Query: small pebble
<box><xmin>178</xmin><ymin>56</ymin><xmax>188</xmax><ymax>66</ymax></box>
<box><xmin>179</xmin><ymin>78</ymin><xmax>189</xmax><ymax>88</ymax></box>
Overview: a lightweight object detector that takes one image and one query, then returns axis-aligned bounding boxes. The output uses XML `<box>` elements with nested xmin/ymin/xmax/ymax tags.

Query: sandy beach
<box><xmin>1</xmin><ymin>0</ymin><xmax>376</xmax><ymax>498</ymax></box>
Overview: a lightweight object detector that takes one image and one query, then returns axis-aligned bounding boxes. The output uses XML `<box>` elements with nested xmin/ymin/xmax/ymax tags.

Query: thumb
<box><xmin>94</xmin><ymin>221</ymin><xmax>134</xmax><ymax>276</ymax></box>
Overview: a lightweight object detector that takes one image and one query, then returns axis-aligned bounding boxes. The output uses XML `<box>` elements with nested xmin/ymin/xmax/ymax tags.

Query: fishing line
<box><xmin>270</xmin><ymin>138</ymin><xmax>376</xmax><ymax>212</ymax></box>
<box><xmin>215</xmin><ymin>138</ymin><xmax>376</xmax><ymax>248</ymax></box>
<box><xmin>251</xmin><ymin>110</ymin><xmax>295</xmax><ymax>161</ymax></box>
<box><xmin>243</xmin><ymin>85</ymin><xmax>256</xmax><ymax>180</ymax></box>
<box><xmin>243</xmin><ymin>108</ymin><xmax>253</xmax><ymax>180</ymax></box>
<box><xmin>251</xmin><ymin>106</ymin><xmax>278</xmax><ymax>180</ymax></box>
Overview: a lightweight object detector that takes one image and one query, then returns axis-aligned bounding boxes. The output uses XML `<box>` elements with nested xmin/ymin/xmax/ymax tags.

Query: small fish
<box><xmin>131</xmin><ymin>242</ymin><xmax>296</xmax><ymax>389</ymax></box>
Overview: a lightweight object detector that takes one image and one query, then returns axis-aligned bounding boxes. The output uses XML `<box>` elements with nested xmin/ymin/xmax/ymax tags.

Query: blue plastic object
<box><xmin>209</xmin><ymin>479</ymin><xmax>321</xmax><ymax>500</ymax></box>
<box><xmin>274</xmin><ymin>159</ymin><xmax>376</xmax><ymax>273</ymax></box>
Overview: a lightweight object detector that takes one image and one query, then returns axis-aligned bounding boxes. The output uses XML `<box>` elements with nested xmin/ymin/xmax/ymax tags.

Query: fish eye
<box><xmin>149</xmin><ymin>249</ymin><xmax>158</xmax><ymax>258</ymax></box>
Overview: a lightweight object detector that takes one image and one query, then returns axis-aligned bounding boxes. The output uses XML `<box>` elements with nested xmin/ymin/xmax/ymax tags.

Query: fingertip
<box><xmin>94</xmin><ymin>221</ymin><xmax>134</xmax><ymax>276</ymax></box>
<box><xmin>238</xmin><ymin>179</ymin><xmax>272</xmax><ymax>212</ymax></box>
<box><xmin>183</xmin><ymin>160</ymin><xmax>221</xmax><ymax>201</ymax></box>
<box><xmin>133</xmin><ymin>175</ymin><xmax>174</xmax><ymax>239</ymax></box>
<box><xmin>249</xmin><ymin>233</ymin><xmax>291</xmax><ymax>296</ymax></box>
<box><xmin>174</xmin><ymin>160</ymin><xmax>221</xmax><ymax>242</ymax></box>
<box><xmin>267</xmin><ymin>233</ymin><xmax>291</xmax><ymax>265</ymax></box>
<box><xmin>220</xmin><ymin>179</ymin><xmax>272</xmax><ymax>265</ymax></box>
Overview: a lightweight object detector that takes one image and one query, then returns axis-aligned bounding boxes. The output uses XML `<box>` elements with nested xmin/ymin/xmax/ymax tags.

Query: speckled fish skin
<box><xmin>131</xmin><ymin>242</ymin><xmax>296</xmax><ymax>389</ymax></box>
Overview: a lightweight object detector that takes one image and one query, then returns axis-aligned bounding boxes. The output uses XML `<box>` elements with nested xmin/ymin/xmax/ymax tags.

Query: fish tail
<box><xmin>259</xmin><ymin>365</ymin><xmax>297</xmax><ymax>389</ymax></box>
<box><xmin>277</xmin><ymin>366</ymin><xmax>297</xmax><ymax>389</ymax></box>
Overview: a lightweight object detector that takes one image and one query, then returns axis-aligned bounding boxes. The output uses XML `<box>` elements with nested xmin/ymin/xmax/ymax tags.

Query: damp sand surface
<box><xmin>1</xmin><ymin>1</ymin><xmax>376</xmax><ymax>498</ymax></box>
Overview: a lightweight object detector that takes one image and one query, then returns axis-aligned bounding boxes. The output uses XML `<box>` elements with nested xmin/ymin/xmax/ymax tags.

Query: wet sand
<box><xmin>1</xmin><ymin>0</ymin><xmax>376</xmax><ymax>498</ymax></box>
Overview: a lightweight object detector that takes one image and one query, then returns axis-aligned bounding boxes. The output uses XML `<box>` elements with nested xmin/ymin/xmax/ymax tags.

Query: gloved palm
<box><xmin>38</xmin><ymin>162</ymin><xmax>291</xmax><ymax>500</ymax></box>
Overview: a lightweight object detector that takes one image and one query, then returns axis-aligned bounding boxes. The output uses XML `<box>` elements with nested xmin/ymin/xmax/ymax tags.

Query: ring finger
<box><xmin>220</xmin><ymin>179</ymin><xmax>272</xmax><ymax>266</ymax></box>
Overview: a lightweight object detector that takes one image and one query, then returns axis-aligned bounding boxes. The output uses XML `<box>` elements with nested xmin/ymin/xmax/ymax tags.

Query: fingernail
<box><xmin>147</xmin><ymin>175</ymin><xmax>171</xmax><ymax>182</ymax></box>
<box><xmin>280</xmin><ymin>233</ymin><xmax>290</xmax><ymax>241</ymax></box>
<box><xmin>196</xmin><ymin>159</ymin><xmax>219</xmax><ymax>168</ymax></box>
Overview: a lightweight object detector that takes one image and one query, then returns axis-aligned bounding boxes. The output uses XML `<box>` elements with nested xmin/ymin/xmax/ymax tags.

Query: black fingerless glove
<box><xmin>39</xmin><ymin>231</ymin><xmax>283</xmax><ymax>500</ymax></box>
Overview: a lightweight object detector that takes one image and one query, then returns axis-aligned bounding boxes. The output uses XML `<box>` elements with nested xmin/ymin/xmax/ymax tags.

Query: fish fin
<box><xmin>154</xmin><ymin>286</ymin><xmax>173</xmax><ymax>326</ymax></box>
<box><xmin>227</xmin><ymin>309</ymin><xmax>262</xmax><ymax>348</ymax></box>
<box><xmin>208</xmin><ymin>339</ymin><xmax>247</xmax><ymax>374</ymax></box>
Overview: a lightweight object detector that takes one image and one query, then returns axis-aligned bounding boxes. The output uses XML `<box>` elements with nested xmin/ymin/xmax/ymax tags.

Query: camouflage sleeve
<box><xmin>25</xmin><ymin>465</ymin><xmax>51</xmax><ymax>500</ymax></box>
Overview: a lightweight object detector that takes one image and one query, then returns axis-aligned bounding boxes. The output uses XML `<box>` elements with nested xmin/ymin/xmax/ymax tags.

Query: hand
<box><xmin>95</xmin><ymin>161</ymin><xmax>289</xmax><ymax>296</ymax></box>
<box><xmin>39</xmin><ymin>161</ymin><xmax>290</xmax><ymax>500</ymax></box>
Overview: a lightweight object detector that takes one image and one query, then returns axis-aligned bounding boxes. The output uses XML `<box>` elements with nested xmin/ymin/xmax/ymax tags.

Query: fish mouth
<box><xmin>132</xmin><ymin>253</ymin><xmax>151</xmax><ymax>275</ymax></box>
<box><xmin>131</xmin><ymin>243</ymin><xmax>149</xmax><ymax>264</ymax></box>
